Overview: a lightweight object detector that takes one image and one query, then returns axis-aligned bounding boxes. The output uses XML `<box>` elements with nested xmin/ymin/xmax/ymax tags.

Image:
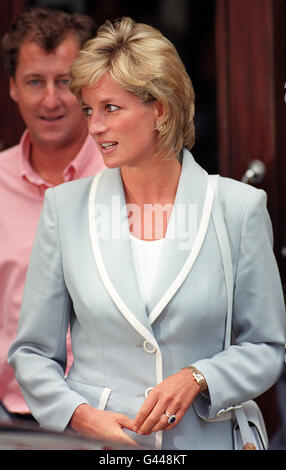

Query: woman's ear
<box><xmin>154</xmin><ymin>100</ymin><xmax>164</xmax><ymax>118</ymax></box>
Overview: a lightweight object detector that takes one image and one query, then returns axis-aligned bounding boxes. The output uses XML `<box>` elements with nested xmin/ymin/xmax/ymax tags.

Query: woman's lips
<box><xmin>99</xmin><ymin>142</ymin><xmax>118</xmax><ymax>153</ymax></box>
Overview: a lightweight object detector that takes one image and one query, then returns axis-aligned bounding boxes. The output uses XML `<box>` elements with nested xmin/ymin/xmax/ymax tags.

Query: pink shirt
<box><xmin>0</xmin><ymin>130</ymin><xmax>104</xmax><ymax>413</ymax></box>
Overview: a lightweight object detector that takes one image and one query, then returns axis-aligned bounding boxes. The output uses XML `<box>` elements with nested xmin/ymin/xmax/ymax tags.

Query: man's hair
<box><xmin>1</xmin><ymin>7</ymin><xmax>97</xmax><ymax>77</ymax></box>
<box><xmin>70</xmin><ymin>17</ymin><xmax>195</xmax><ymax>158</ymax></box>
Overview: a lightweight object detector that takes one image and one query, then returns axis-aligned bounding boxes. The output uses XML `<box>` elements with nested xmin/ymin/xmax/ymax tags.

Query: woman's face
<box><xmin>81</xmin><ymin>73</ymin><xmax>162</xmax><ymax>169</ymax></box>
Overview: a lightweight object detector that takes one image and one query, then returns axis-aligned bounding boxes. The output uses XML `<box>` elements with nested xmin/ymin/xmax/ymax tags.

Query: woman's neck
<box><xmin>121</xmin><ymin>153</ymin><xmax>181</xmax><ymax>240</ymax></box>
<box><xmin>121</xmin><ymin>154</ymin><xmax>181</xmax><ymax>204</ymax></box>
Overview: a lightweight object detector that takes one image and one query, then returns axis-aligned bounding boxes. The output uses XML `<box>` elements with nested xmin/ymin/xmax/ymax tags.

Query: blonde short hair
<box><xmin>69</xmin><ymin>17</ymin><xmax>195</xmax><ymax>157</ymax></box>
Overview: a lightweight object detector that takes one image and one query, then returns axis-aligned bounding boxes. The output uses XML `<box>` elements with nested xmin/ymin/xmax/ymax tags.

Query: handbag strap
<box><xmin>209</xmin><ymin>175</ymin><xmax>258</xmax><ymax>449</ymax></box>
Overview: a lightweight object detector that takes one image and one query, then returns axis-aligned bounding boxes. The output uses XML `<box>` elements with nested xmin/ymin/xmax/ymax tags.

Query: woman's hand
<box><xmin>70</xmin><ymin>404</ymin><xmax>140</xmax><ymax>448</ymax></box>
<box><xmin>133</xmin><ymin>368</ymin><xmax>201</xmax><ymax>435</ymax></box>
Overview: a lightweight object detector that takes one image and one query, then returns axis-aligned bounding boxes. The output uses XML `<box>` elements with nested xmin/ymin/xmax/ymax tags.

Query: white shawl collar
<box><xmin>88</xmin><ymin>149</ymin><xmax>214</xmax><ymax>342</ymax></box>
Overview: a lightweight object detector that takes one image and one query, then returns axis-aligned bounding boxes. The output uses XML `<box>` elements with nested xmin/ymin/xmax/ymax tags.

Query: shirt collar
<box><xmin>19</xmin><ymin>130</ymin><xmax>96</xmax><ymax>188</ymax></box>
<box><xmin>62</xmin><ymin>132</ymin><xmax>96</xmax><ymax>180</ymax></box>
<box><xmin>19</xmin><ymin>130</ymin><xmax>49</xmax><ymax>187</ymax></box>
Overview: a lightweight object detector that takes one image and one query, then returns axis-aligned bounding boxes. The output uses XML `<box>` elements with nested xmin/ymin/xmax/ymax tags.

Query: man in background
<box><xmin>0</xmin><ymin>8</ymin><xmax>104</xmax><ymax>421</ymax></box>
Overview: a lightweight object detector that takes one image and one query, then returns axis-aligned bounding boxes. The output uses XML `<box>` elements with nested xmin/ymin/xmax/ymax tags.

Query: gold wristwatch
<box><xmin>183</xmin><ymin>366</ymin><xmax>208</xmax><ymax>392</ymax></box>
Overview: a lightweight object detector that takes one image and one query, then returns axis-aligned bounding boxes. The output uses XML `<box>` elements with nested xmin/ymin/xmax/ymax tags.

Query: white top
<box><xmin>130</xmin><ymin>234</ymin><xmax>165</xmax><ymax>308</ymax></box>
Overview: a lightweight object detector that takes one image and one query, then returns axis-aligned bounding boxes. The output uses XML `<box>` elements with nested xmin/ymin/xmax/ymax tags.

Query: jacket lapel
<box><xmin>148</xmin><ymin>150</ymin><xmax>214</xmax><ymax>324</ymax></box>
<box><xmin>88</xmin><ymin>167</ymin><xmax>155</xmax><ymax>341</ymax></box>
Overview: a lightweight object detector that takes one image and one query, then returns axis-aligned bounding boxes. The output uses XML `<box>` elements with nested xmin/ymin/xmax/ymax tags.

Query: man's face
<box><xmin>9</xmin><ymin>35</ymin><xmax>87</xmax><ymax>150</ymax></box>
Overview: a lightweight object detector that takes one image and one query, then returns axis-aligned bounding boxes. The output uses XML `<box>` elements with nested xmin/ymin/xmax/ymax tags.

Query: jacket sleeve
<box><xmin>8</xmin><ymin>188</ymin><xmax>88</xmax><ymax>431</ymax></box>
<box><xmin>192</xmin><ymin>187</ymin><xmax>286</xmax><ymax>420</ymax></box>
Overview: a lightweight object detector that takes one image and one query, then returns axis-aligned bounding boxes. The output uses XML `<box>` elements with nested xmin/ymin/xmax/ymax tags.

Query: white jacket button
<box><xmin>145</xmin><ymin>387</ymin><xmax>154</xmax><ymax>398</ymax></box>
<box><xmin>143</xmin><ymin>340</ymin><xmax>157</xmax><ymax>354</ymax></box>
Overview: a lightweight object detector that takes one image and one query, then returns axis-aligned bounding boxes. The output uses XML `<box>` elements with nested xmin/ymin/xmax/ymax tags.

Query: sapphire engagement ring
<box><xmin>165</xmin><ymin>411</ymin><xmax>176</xmax><ymax>424</ymax></box>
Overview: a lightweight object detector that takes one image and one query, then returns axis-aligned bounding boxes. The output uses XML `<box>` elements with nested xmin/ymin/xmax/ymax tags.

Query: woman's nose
<box><xmin>88</xmin><ymin>113</ymin><xmax>108</xmax><ymax>136</ymax></box>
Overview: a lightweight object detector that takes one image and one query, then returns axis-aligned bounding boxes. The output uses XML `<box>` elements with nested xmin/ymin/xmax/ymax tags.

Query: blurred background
<box><xmin>0</xmin><ymin>0</ymin><xmax>285</xmax><ymax>444</ymax></box>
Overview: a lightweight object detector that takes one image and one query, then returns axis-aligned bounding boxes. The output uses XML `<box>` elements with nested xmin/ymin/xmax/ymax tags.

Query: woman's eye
<box><xmin>106</xmin><ymin>104</ymin><xmax>120</xmax><ymax>112</ymax></box>
<box><xmin>82</xmin><ymin>107</ymin><xmax>92</xmax><ymax>117</ymax></box>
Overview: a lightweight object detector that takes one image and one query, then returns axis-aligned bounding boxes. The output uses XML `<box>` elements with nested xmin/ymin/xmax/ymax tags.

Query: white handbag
<box><xmin>209</xmin><ymin>175</ymin><xmax>268</xmax><ymax>450</ymax></box>
<box><xmin>232</xmin><ymin>400</ymin><xmax>268</xmax><ymax>450</ymax></box>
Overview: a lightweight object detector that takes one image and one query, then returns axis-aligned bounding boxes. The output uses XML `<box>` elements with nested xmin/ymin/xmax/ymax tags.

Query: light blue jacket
<box><xmin>8</xmin><ymin>150</ymin><xmax>286</xmax><ymax>450</ymax></box>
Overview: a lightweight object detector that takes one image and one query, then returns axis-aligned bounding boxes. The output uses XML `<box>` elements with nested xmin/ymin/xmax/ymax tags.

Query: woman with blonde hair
<box><xmin>9</xmin><ymin>17</ymin><xmax>285</xmax><ymax>450</ymax></box>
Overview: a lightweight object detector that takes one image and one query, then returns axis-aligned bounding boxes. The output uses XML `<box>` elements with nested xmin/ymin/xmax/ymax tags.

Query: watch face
<box><xmin>193</xmin><ymin>372</ymin><xmax>205</xmax><ymax>390</ymax></box>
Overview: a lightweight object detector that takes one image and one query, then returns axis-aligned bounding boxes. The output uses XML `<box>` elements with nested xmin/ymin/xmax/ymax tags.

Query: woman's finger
<box><xmin>148</xmin><ymin>407</ymin><xmax>184</xmax><ymax>433</ymax></box>
<box><xmin>135</xmin><ymin>404</ymin><xmax>165</xmax><ymax>434</ymax></box>
<box><xmin>136</xmin><ymin>404</ymin><xmax>182</xmax><ymax>434</ymax></box>
<box><xmin>118</xmin><ymin>414</ymin><xmax>136</xmax><ymax>431</ymax></box>
<box><xmin>133</xmin><ymin>392</ymin><xmax>157</xmax><ymax>431</ymax></box>
<box><xmin>115</xmin><ymin>426</ymin><xmax>141</xmax><ymax>448</ymax></box>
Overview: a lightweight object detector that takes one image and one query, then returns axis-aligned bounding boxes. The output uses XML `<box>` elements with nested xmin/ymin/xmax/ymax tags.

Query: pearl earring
<box><xmin>156</xmin><ymin>123</ymin><xmax>165</xmax><ymax>132</ymax></box>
